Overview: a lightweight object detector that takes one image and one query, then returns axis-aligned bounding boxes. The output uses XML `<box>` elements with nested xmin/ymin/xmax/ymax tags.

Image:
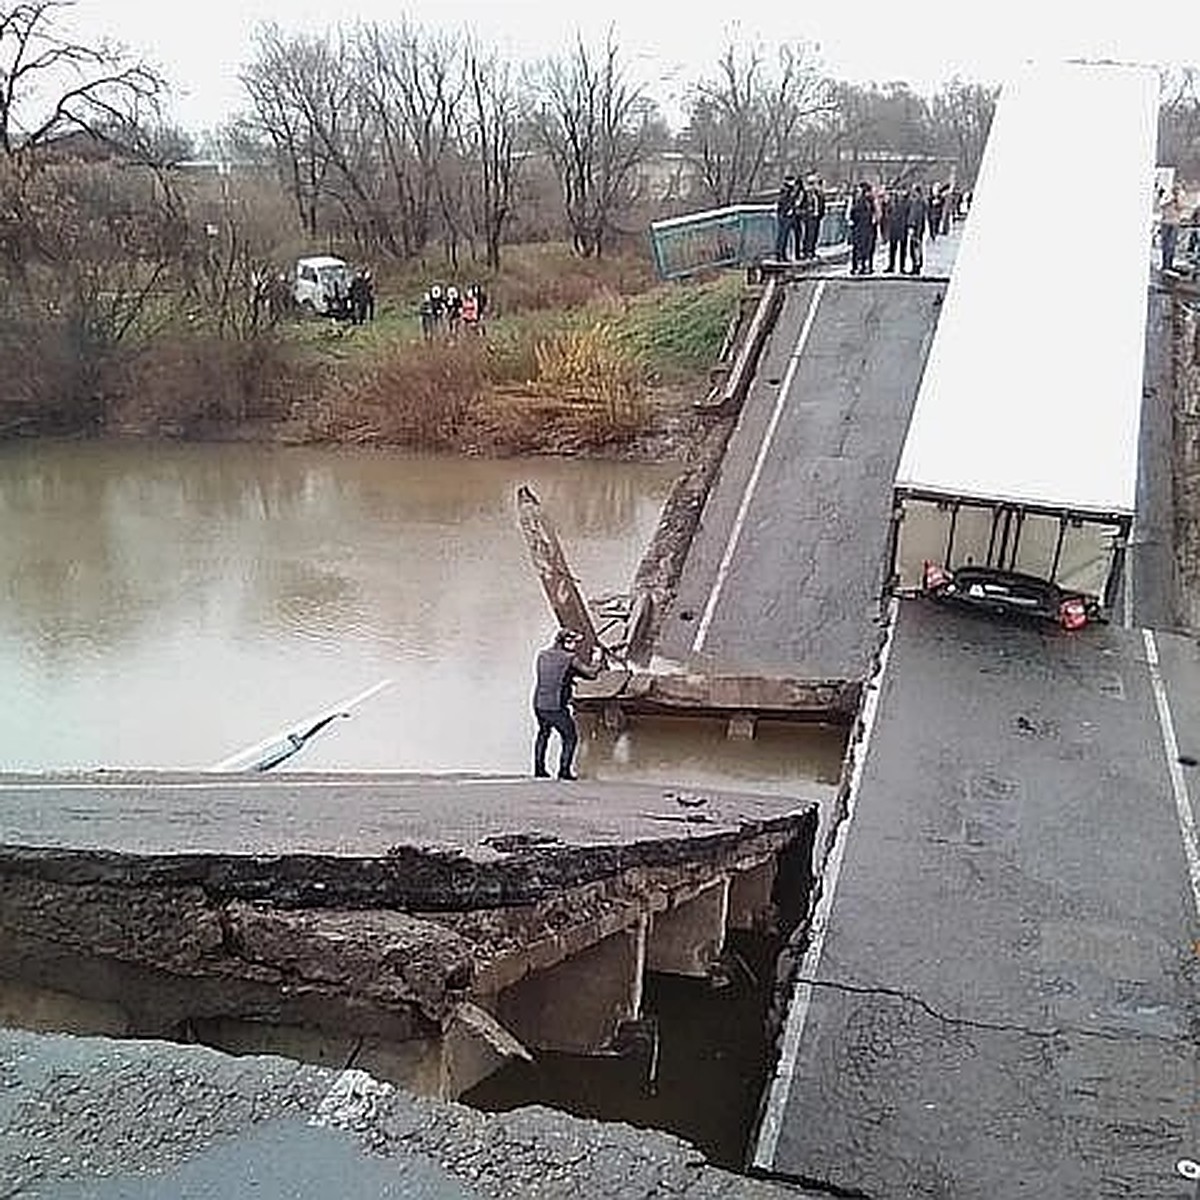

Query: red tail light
<box><xmin>1059</xmin><ymin>597</ymin><xmax>1088</xmax><ymax>630</ymax></box>
<box><xmin>923</xmin><ymin>561</ymin><xmax>952</xmax><ymax>591</ymax></box>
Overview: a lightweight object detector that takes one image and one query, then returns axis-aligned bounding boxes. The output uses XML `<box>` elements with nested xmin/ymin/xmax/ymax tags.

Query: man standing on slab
<box><xmin>532</xmin><ymin>628</ymin><xmax>601</xmax><ymax>780</ymax></box>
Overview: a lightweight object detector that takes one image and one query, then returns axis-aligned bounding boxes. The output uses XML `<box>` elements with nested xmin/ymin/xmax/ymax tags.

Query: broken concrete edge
<box><xmin>577</xmin><ymin>671</ymin><xmax>861</xmax><ymax>726</ymax></box>
<box><xmin>0</xmin><ymin>811</ymin><xmax>815</xmax><ymax>910</ymax></box>
<box><xmin>0</xmin><ymin>814</ymin><xmax>818</xmax><ymax>1083</ymax></box>
<box><xmin>746</xmin><ymin>614</ymin><xmax>894</xmax><ymax>1168</ymax></box>
<box><xmin>627</xmin><ymin>415</ymin><xmax>738</xmax><ymax>665</ymax></box>
<box><xmin>0</xmin><ymin>1027</ymin><xmax>821</xmax><ymax>1200</ymax></box>
<box><xmin>713</xmin><ymin>277</ymin><xmax>784</xmax><ymax>413</ymax></box>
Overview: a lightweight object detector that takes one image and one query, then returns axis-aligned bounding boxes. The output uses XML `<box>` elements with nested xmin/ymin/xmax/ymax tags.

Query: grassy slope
<box><xmin>279</xmin><ymin>249</ymin><xmax>743</xmax><ymax>455</ymax></box>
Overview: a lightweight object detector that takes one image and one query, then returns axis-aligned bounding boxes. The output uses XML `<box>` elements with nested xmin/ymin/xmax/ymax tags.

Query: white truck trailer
<box><xmin>889</xmin><ymin>61</ymin><xmax>1160</xmax><ymax>627</ymax></box>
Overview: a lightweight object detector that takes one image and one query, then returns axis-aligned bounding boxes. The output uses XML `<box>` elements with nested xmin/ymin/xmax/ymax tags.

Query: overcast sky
<box><xmin>63</xmin><ymin>0</ymin><xmax>1200</xmax><ymax>134</ymax></box>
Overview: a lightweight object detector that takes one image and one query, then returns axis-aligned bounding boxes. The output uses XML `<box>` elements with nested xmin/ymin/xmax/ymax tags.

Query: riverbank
<box><xmin>43</xmin><ymin>247</ymin><xmax>745</xmax><ymax>464</ymax></box>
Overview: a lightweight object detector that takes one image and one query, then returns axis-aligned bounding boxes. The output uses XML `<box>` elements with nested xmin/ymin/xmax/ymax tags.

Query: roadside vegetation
<box><xmin>268</xmin><ymin>255</ymin><xmax>742</xmax><ymax>456</ymax></box>
<box><xmin>0</xmin><ymin>1</ymin><xmax>1026</xmax><ymax>457</ymax></box>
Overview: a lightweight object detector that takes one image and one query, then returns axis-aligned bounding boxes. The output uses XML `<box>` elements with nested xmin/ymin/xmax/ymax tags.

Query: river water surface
<box><xmin>0</xmin><ymin>441</ymin><xmax>842</xmax><ymax>799</ymax></box>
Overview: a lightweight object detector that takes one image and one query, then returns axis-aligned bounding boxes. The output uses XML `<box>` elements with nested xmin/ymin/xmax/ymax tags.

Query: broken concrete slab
<box><xmin>0</xmin><ymin>773</ymin><xmax>817</xmax><ymax>1102</ymax></box>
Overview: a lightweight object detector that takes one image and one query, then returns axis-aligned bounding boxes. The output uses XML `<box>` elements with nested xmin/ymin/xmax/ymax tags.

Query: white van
<box><xmin>293</xmin><ymin>255</ymin><xmax>351</xmax><ymax>316</ymax></box>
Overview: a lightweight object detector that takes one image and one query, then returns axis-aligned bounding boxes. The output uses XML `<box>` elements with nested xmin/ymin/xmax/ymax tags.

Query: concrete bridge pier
<box><xmin>459</xmin><ymin>855</ymin><xmax>781</xmax><ymax>1094</ymax></box>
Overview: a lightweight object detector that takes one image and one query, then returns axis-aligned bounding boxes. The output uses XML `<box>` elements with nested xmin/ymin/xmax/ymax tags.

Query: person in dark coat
<box><xmin>927</xmin><ymin>185</ymin><xmax>945</xmax><ymax>241</ymax></box>
<box><xmin>348</xmin><ymin>272</ymin><xmax>368</xmax><ymax>324</ymax></box>
<box><xmin>532</xmin><ymin>628</ymin><xmax>600</xmax><ymax>780</ymax></box>
<box><xmin>801</xmin><ymin>176</ymin><xmax>827</xmax><ymax>260</ymax></box>
<box><xmin>886</xmin><ymin>186</ymin><xmax>910</xmax><ymax>273</ymax></box>
<box><xmin>906</xmin><ymin>185</ymin><xmax>928</xmax><ymax>275</ymax></box>
<box><xmin>361</xmin><ymin>270</ymin><xmax>375</xmax><ymax>321</ymax></box>
<box><xmin>775</xmin><ymin>175</ymin><xmax>798</xmax><ymax>261</ymax></box>
<box><xmin>792</xmin><ymin>182</ymin><xmax>812</xmax><ymax>261</ymax></box>
<box><xmin>848</xmin><ymin>182</ymin><xmax>875</xmax><ymax>276</ymax></box>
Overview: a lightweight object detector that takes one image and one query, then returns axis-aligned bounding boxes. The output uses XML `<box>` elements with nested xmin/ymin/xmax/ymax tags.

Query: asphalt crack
<box><xmin>798</xmin><ymin>976</ymin><xmax>1196</xmax><ymax>1048</ymax></box>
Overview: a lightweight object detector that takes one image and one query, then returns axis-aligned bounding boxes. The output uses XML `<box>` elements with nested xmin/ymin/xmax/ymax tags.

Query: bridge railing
<box><xmin>649</xmin><ymin>203</ymin><xmax>849</xmax><ymax>279</ymax></box>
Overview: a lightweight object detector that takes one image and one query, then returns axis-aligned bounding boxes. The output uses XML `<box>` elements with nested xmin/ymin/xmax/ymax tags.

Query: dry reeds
<box><xmin>314</xmin><ymin>337</ymin><xmax>487</xmax><ymax>448</ymax></box>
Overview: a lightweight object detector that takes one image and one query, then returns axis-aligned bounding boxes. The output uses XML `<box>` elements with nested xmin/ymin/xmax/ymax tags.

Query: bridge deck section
<box><xmin>758</xmin><ymin>600</ymin><xmax>1200</xmax><ymax>1196</ymax></box>
<box><xmin>657</xmin><ymin>277</ymin><xmax>944</xmax><ymax>689</ymax></box>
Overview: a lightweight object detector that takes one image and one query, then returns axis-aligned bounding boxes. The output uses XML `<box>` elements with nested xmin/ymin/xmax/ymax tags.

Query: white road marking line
<box><xmin>1141</xmin><ymin>629</ymin><xmax>1200</xmax><ymax>919</ymax></box>
<box><xmin>752</xmin><ymin>596</ymin><xmax>899</xmax><ymax>1170</ymax></box>
<box><xmin>691</xmin><ymin>280</ymin><xmax>826</xmax><ymax>654</ymax></box>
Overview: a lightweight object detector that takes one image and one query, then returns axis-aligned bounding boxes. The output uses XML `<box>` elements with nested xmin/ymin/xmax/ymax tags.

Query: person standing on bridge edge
<box><xmin>1160</xmin><ymin>184</ymin><xmax>1185</xmax><ymax>272</ymax></box>
<box><xmin>848</xmin><ymin>182</ymin><xmax>875</xmax><ymax>275</ymax></box>
<box><xmin>906</xmin><ymin>184</ymin><xmax>928</xmax><ymax>276</ymax></box>
<box><xmin>800</xmin><ymin>176</ymin><xmax>826</xmax><ymax>260</ymax></box>
<box><xmin>886</xmin><ymin>185</ymin><xmax>910</xmax><ymax>273</ymax></box>
<box><xmin>774</xmin><ymin>174</ymin><xmax>798</xmax><ymax>261</ymax></box>
<box><xmin>532</xmin><ymin>628</ymin><xmax>601</xmax><ymax>780</ymax></box>
<box><xmin>927</xmin><ymin>184</ymin><xmax>945</xmax><ymax>241</ymax></box>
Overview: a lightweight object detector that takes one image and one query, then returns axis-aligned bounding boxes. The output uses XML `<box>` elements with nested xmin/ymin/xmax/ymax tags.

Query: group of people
<box><xmin>418</xmin><ymin>282</ymin><xmax>489</xmax><ymax>338</ymax></box>
<box><xmin>847</xmin><ymin>181</ymin><xmax>961</xmax><ymax>276</ymax></box>
<box><xmin>773</xmin><ymin>174</ymin><xmax>829</xmax><ymax>262</ymax></box>
<box><xmin>330</xmin><ymin>271</ymin><xmax>376</xmax><ymax>324</ymax></box>
<box><xmin>775</xmin><ymin>175</ymin><xmax>966</xmax><ymax>277</ymax></box>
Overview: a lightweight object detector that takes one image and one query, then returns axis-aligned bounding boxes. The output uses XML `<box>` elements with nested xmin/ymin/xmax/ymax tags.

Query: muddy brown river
<box><xmin>0</xmin><ymin>440</ymin><xmax>842</xmax><ymax>799</ymax></box>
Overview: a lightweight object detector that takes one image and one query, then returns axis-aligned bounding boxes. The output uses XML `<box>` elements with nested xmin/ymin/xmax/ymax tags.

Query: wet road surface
<box><xmin>757</xmin><ymin>601</ymin><xmax>1200</xmax><ymax>1197</ymax></box>
<box><xmin>659</xmin><ymin>276</ymin><xmax>944</xmax><ymax>682</ymax></box>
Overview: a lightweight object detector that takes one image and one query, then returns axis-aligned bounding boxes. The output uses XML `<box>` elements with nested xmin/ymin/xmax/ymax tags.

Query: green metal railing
<box><xmin>649</xmin><ymin>203</ymin><xmax>849</xmax><ymax>279</ymax></box>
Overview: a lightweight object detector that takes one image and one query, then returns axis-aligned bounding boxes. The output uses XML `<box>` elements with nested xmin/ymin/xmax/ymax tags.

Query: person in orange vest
<box><xmin>461</xmin><ymin>288</ymin><xmax>479</xmax><ymax>332</ymax></box>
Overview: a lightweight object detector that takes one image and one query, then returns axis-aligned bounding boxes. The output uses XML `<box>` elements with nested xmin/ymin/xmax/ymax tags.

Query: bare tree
<box><xmin>684</xmin><ymin>39</ymin><xmax>831</xmax><ymax>204</ymax></box>
<box><xmin>0</xmin><ymin>0</ymin><xmax>163</xmax><ymax>158</ymax></box>
<box><xmin>462</xmin><ymin>40</ymin><xmax>524</xmax><ymax>269</ymax></box>
<box><xmin>241</xmin><ymin>25</ymin><xmax>340</xmax><ymax>238</ymax></box>
<box><xmin>243</xmin><ymin>23</ymin><xmax>401</xmax><ymax>254</ymax></box>
<box><xmin>929</xmin><ymin>78</ymin><xmax>997</xmax><ymax>187</ymax></box>
<box><xmin>534</xmin><ymin>32</ymin><xmax>651</xmax><ymax>258</ymax></box>
<box><xmin>355</xmin><ymin>21</ymin><xmax>463</xmax><ymax>259</ymax></box>
<box><xmin>1158</xmin><ymin>68</ymin><xmax>1200</xmax><ymax>180</ymax></box>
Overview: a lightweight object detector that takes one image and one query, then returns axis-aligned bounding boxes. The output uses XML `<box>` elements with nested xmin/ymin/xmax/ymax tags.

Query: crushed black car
<box><xmin>921</xmin><ymin>562</ymin><xmax>1102</xmax><ymax>630</ymax></box>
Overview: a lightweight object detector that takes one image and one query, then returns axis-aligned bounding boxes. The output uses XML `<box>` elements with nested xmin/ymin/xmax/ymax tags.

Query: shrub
<box><xmin>105</xmin><ymin>334</ymin><xmax>301</xmax><ymax>436</ymax></box>
<box><xmin>316</xmin><ymin>338</ymin><xmax>487</xmax><ymax>449</ymax></box>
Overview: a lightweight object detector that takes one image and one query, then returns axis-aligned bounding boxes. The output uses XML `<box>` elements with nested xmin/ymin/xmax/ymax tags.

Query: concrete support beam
<box><xmin>496</xmin><ymin>924</ymin><xmax>645</xmax><ymax>1054</ymax></box>
<box><xmin>647</xmin><ymin>877</ymin><xmax>729</xmax><ymax>978</ymax></box>
<box><xmin>727</xmin><ymin>712</ymin><xmax>757</xmax><ymax>740</ymax></box>
<box><xmin>441</xmin><ymin>1002</ymin><xmax>532</xmax><ymax>1099</ymax></box>
<box><xmin>728</xmin><ymin>860</ymin><xmax>777</xmax><ymax>932</ymax></box>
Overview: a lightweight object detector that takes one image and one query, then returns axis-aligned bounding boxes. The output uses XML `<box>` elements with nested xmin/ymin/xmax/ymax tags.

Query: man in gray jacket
<box><xmin>532</xmin><ymin>628</ymin><xmax>601</xmax><ymax>780</ymax></box>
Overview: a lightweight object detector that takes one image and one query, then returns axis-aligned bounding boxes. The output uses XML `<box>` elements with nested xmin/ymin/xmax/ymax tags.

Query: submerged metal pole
<box><xmin>207</xmin><ymin>679</ymin><xmax>392</xmax><ymax>772</ymax></box>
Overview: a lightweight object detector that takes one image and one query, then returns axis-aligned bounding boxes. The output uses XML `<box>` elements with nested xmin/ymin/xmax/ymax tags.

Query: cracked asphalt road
<box><xmin>763</xmin><ymin>603</ymin><xmax>1200</xmax><ymax>1197</ymax></box>
<box><xmin>657</xmin><ymin>276</ymin><xmax>944</xmax><ymax>680</ymax></box>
